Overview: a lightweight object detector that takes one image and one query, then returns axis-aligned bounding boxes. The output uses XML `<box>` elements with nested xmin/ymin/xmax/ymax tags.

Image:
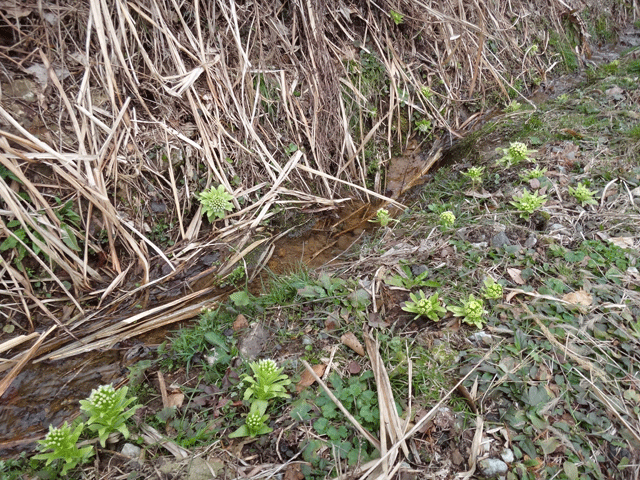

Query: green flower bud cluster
<box><xmin>462</xmin><ymin>166</ymin><xmax>485</xmax><ymax>185</ymax></box>
<box><xmin>371</xmin><ymin>207</ymin><xmax>394</xmax><ymax>227</ymax></box>
<box><xmin>34</xmin><ymin>422</ymin><xmax>94</xmax><ymax>475</ymax></box>
<box><xmin>497</xmin><ymin>141</ymin><xmax>536</xmax><ymax>167</ymax></box>
<box><xmin>482</xmin><ymin>278</ymin><xmax>503</xmax><ymax>300</ymax></box>
<box><xmin>448</xmin><ymin>294</ymin><xmax>487</xmax><ymax>329</ymax></box>
<box><xmin>508</xmin><ymin>142</ymin><xmax>529</xmax><ymax>161</ymax></box>
<box><xmin>401</xmin><ymin>291</ymin><xmax>447</xmax><ymax>322</ymax></box>
<box><xmin>510</xmin><ymin>188</ymin><xmax>547</xmax><ymax>219</ymax></box>
<box><xmin>231</xmin><ymin>359</ymin><xmax>290</xmax><ymax>439</ymax></box>
<box><xmin>440</xmin><ymin>211</ymin><xmax>456</xmax><ymax>229</ymax></box>
<box><xmin>568</xmin><ymin>182</ymin><xmax>598</xmax><ymax>206</ymax></box>
<box><xmin>198</xmin><ymin>185</ymin><xmax>235</xmax><ymax>222</ymax></box>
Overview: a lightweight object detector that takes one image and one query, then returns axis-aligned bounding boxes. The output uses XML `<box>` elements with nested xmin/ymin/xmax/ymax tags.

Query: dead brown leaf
<box><xmin>562</xmin><ymin>289</ymin><xmax>592</xmax><ymax>306</ymax></box>
<box><xmin>167</xmin><ymin>391</ymin><xmax>184</xmax><ymax>408</ymax></box>
<box><xmin>341</xmin><ymin>332</ymin><xmax>365</xmax><ymax>356</ymax></box>
<box><xmin>507</xmin><ymin>267</ymin><xmax>525</xmax><ymax>285</ymax></box>
<box><xmin>233</xmin><ymin>314</ymin><xmax>249</xmax><ymax>331</ymax></box>
<box><xmin>608</xmin><ymin>237</ymin><xmax>634</xmax><ymax>249</ymax></box>
<box><xmin>296</xmin><ymin>364</ymin><xmax>326</xmax><ymax>392</ymax></box>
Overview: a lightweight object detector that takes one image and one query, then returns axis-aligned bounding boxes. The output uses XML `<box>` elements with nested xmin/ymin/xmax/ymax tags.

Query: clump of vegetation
<box><xmin>568</xmin><ymin>182</ymin><xmax>598</xmax><ymax>206</ymax></box>
<box><xmin>448</xmin><ymin>294</ymin><xmax>487</xmax><ymax>328</ymax></box>
<box><xmin>198</xmin><ymin>185</ymin><xmax>235</xmax><ymax>221</ymax></box>
<box><xmin>462</xmin><ymin>166</ymin><xmax>485</xmax><ymax>187</ymax></box>
<box><xmin>497</xmin><ymin>141</ymin><xmax>537</xmax><ymax>167</ymax></box>
<box><xmin>33</xmin><ymin>423</ymin><xmax>94</xmax><ymax>476</ymax></box>
<box><xmin>510</xmin><ymin>188</ymin><xmax>547</xmax><ymax>219</ymax></box>
<box><xmin>79</xmin><ymin>384</ymin><xmax>141</xmax><ymax>446</ymax></box>
<box><xmin>439</xmin><ymin>211</ymin><xmax>456</xmax><ymax>229</ymax></box>
<box><xmin>402</xmin><ymin>291</ymin><xmax>447</xmax><ymax>321</ymax></box>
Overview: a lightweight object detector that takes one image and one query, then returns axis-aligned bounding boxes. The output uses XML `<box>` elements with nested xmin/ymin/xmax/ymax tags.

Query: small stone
<box><xmin>549</xmin><ymin>223</ymin><xmax>567</xmax><ymax>233</ymax></box>
<box><xmin>524</xmin><ymin>234</ymin><xmax>537</xmax><ymax>248</ymax></box>
<box><xmin>411</xmin><ymin>264</ymin><xmax>429</xmax><ymax>276</ymax></box>
<box><xmin>151</xmin><ymin>201</ymin><xmax>167</xmax><ymax>213</ymax></box>
<box><xmin>451</xmin><ymin>448</ymin><xmax>465</xmax><ymax>466</ymax></box>
<box><xmin>478</xmin><ymin>458</ymin><xmax>508</xmax><ymax>477</ymax></box>
<box><xmin>500</xmin><ymin>448</ymin><xmax>515</xmax><ymax>464</ymax></box>
<box><xmin>121</xmin><ymin>443</ymin><xmax>141</xmax><ymax>458</ymax></box>
<box><xmin>491</xmin><ymin>232</ymin><xmax>511</xmax><ymax>248</ymax></box>
<box><xmin>469</xmin><ymin>332</ymin><xmax>494</xmax><ymax>346</ymax></box>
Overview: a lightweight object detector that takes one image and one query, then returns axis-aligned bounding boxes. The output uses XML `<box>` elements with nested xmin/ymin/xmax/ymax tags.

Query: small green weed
<box><xmin>385</xmin><ymin>264</ymin><xmax>439</xmax><ymax>289</ymax></box>
<box><xmin>568</xmin><ymin>182</ymin><xmax>598</xmax><ymax>206</ymax></box>
<box><xmin>496</xmin><ymin>141</ymin><xmax>537</xmax><ymax>167</ymax></box>
<box><xmin>295</xmin><ymin>370</ymin><xmax>382</xmax><ymax>470</ymax></box>
<box><xmin>163</xmin><ymin>307</ymin><xmax>236</xmax><ymax>376</ymax></box>
<box><xmin>448</xmin><ymin>294</ymin><xmax>487</xmax><ymax>328</ymax></box>
<box><xmin>462</xmin><ymin>166</ymin><xmax>485</xmax><ymax>187</ymax></box>
<box><xmin>389</xmin><ymin>10</ymin><xmax>404</xmax><ymax>25</ymax></box>
<box><xmin>198</xmin><ymin>185</ymin><xmax>234</xmax><ymax>222</ymax></box>
<box><xmin>401</xmin><ymin>291</ymin><xmax>447</xmax><ymax>321</ymax></box>
<box><xmin>519</xmin><ymin>166</ymin><xmax>547</xmax><ymax>181</ymax></box>
<box><xmin>510</xmin><ymin>189</ymin><xmax>547</xmax><ymax>219</ymax></box>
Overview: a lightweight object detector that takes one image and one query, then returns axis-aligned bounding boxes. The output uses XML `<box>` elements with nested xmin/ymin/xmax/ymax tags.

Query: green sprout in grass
<box><xmin>198</xmin><ymin>185</ymin><xmax>234</xmax><ymax>222</ymax></box>
<box><xmin>496</xmin><ymin>141</ymin><xmax>537</xmax><ymax>167</ymax></box>
<box><xmin>370</xmin><ymin>207</ymin><xmax>395</xmax><ymax>227</ymax></box>
<box><xmin>569</xmin><ymin>182</ymin><xmax>598</xmax><ymax>206</ymax></box>
<box><xmin>482</xmin><ymin>277</ymin><xmax>503</xmax><ymax>300</ymax></box>
<box><xmin>510</xmin><ymin>188</ymin><xmax>547</xmax><ymax>219</ymax></box>
<box><xmin>520</xmin><ymin>166</ymin><xmax>547</xmax><ymax>181</ymax></box>
<box><xmin>401</xmin><ymin>291</ymin><xmax>447</xmax><ymax>321</ymax></box>
<box><xmin>79</xmin><ymin>384</ymin><xmax>141</xmax><ymax>447</ymax></box>
<box><xmin>504</xmin><ymin>100</ymin><xmax>522</xmax><ymax>113</ymax></box>
<box><xmin>448</xmin><ymin>294</ymin><xmax>487</xmax><ymax>329</ymax></box>
<box><xmin>229</xmin><ymin>403</ymin><xmax>273</xmax><ymax>438</ymax></box>
<box><xmin>33</xmin><ymin>422</ymin><xmax>94</xmax><ymax>476</ymax></box>
<box><xmin>462</xmin><ymin>166</ymin><xmax>485</xmax><ymax>187</ymax></box>
<box><xmin>390</xmin><ymin>10</ymin><xmax>404</xmax><ymax>25</ymax></box>
<box><xmin>415</xmin><ymin>118</ymin><xmax>432</xmax><ymax>134</ymax></box>
<box><xmin>421</xmin><ymin>86</ymin><xmax>433</xmax><ymax>99</ymax></box>
<box><xmin>439</xmin><ymin>211</ymin><xmax>456</xmax><ymax>229</ymax></box>
<box><xmin>242</xmin><ymin>359</ymin><xmax>291</xmax><ymax>404</ymax></box>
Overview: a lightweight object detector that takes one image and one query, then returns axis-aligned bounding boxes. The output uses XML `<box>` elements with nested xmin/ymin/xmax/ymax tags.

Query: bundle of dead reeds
<box><xmin>0</xmin><ymin>0</ymin><xmax>635</xmax><ymax>368</ymax></box>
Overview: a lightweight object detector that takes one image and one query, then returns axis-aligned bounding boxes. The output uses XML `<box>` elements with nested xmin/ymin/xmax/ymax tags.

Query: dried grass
<box><xmin>0</xmin><ymin>0</ymin><xmax>635</xmax><ymax>364</ymax></box>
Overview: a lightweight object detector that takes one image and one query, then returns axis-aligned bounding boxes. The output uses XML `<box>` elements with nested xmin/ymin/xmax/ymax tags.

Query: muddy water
<box><xmin>0</xmin><ymin>350</ymin><xmax>123</xmax><ymax>454</ymax></box>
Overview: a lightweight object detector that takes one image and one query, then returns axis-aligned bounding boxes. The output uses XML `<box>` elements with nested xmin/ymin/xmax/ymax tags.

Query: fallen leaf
<box><xmin>233</xmin><ymin>314</ymin><xmax>249</xmax><ymax>331</ymax></box>
<box><xmin>562</xmin><ymin>289</ymin><xmax>592</xmax><ymax>306</ymax></box>
<box><xmin>608</xmin><ymin>237</ymin><xmax>634</xmax><ymax>249</ymax></box>
<box><xmin>325</xmin><ymin>312</ymin><xmax>340</xmax><ymax>331</ymax></box>
<box><xmin>296</xmin><ymin>364</ymin><xmax>326</xmax><ymax>392</ymax></box>
<box><xmin>465</xmin><ymin>190</ymin><xmax>493</xmax><ymax>198</ymax></box>
<box><xmin>507</xmin><ymin>268</ymin><xmax>525</xmax><ymax>285</ymax></box>
<box><xmin>341</xmin><ymin>332</ymin><xmax>365</xmax><ymax>356</ymax></box>
<box><xmin>367</xmin><ymin>311</ymin><xmax>389</xmax><ymax>328</ymax></box>
<box><xmin>284</xmin><ymin>463</ymin><xmax>304</xmax><ymax>480</ymax></box>
<box><xmin>167</xmin><ymin>392</ymin><xmax>184</xmax><ymax>408</ymax></box>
